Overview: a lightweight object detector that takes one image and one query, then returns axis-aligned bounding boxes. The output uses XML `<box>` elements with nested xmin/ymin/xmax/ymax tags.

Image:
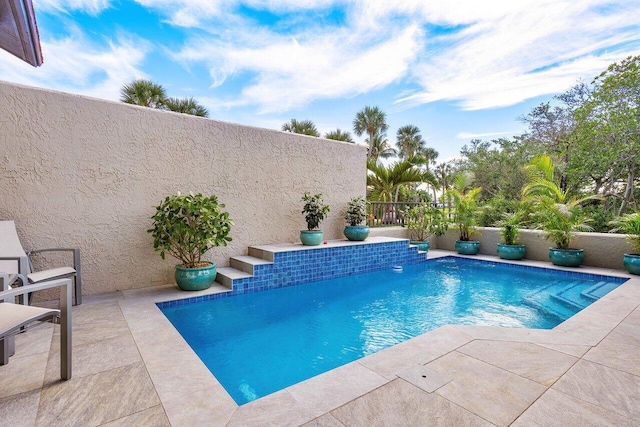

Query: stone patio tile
<box><xmin>35</xmin><ymin>362</ymin><xmax>159</xmax><ymax>426</ymax></box>
<box><xmin>101</xmin><ymin>405</ymin><xmax>170</xmax><ymax>427</ymax></box>
<box><xmin>584</xmin><ymin>337</ymin><xmax>640</xmax><ymax>376</ymax></box>
<box><xmin>427</xmin><ymin>351</ymin><xmax>546</xmax><ymax>426</ymax></box>
<box><xmin>458</xmin><ymin>340</ymin><xmax>578</xmax><ymax>386</ymax></box>
<box><xmin>358</xmin><ymin>325</ymin><xmax>473</xmax><ymax>379</ymax></box>
<box><xmin>534</xmin><ymin>342</ymin><xmax>591</xmax><ymax>357</ymax></box>
<box><xmin>397</xmin><ymin>364</ymin><xmax>452</xmax><ymax>393</ymax></box>
<box><xmin>44</xmin><ymin>331</ymin><xmax>141</xmax><ymax>382</ymax></box>
<box><xmin>0</xmin><ymin>351</ymin><xmax>48</xmax><ymax>399</ymax></box>
<box><xmin>287</xmin><ymin>361</ymin><xmax>389</xmax><ymax>417</ymax></box>
<box><xmin>12</xmin><ymin>322</ymin><xmax>54</xmax><ymax>358</ymax></box>
<box><xmin>553</xmin><ymin>359</ymin><xmax>640</xmax><ymax>421</ymax></box>
<box><xmin>512</xmin><ymin>388</ymin><xmax>637</xmax><ymax>427</ymax></box>
<box><xmin>162</xmin><ymin>384</ymin><xmax>237</xmax><ymax>427</ymax></box>
<box><xmin>302</xmin><ymin>413</ymin><xmax>345</xmax><ymax>427</ymax></box>
<box><xmin>330</xmin><ymin>379</ymin><xmax>494</xmax><ymax>427</ymax></box>
<box><xmin>227</xmin><ymin>390</ymin><xmax>315</xmax><ymax>427</ymax></box>
<box><xmin>0</xmin><ymin>390</ymin><xmax>40</xmax><ymax>427</ymax></box>
<box><xmin>607</xmin><ymin>309</ymin><xmax>640</xmax><ymax>348</ymax></box>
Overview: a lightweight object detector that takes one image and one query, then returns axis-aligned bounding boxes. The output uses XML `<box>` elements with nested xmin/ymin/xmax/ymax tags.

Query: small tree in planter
<box><xmin>406</xmin><ymin>203</ymin><xmax>448</xmax><ymax>251</ymax></box>
<box><xmin>523</xmin><ymin>155</ymin><xmax>594</xmax><ymax>267</ymax></box>
<box><xmin>609</xmin><ymin>212</ymin><xmax>640</xmax><ymax>274</ymax></box>
<box><xmin>447</xmin><ymin>173</ymin><xmax>482</xmax><ymax>255</ymax></box>
<box><xmin>496</xmin><ymin>211</ymin><xmax>526</xmax><ymax>260</ymax></box>
<box><xmin>300</xmin><ymin>192</ymin><xmax>330</xmax><ymax>246</ymax></box>
<box><xmin>148</xmin><ymin>192</ymin><xmax>233</xmax><ymax>290</ymax></box>
<box><xmin>343</xmin><ymin>196</ymin><xmax>370</xmax><ymax>241</ymax></box>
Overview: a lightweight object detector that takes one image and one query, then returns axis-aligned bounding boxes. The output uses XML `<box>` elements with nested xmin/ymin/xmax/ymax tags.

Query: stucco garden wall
<box><xmin>435</xmin><ymin>227</ymin><xmax>633</xmax><ymax>269</ymax></box>
<box><xmin>0</xmin><ymin>81</ymin><xmax>367</xmax><ymax>295</ymax></box>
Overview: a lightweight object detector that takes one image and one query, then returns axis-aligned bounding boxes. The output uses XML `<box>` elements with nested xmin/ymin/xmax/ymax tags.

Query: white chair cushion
<box><xmin>27</xmin><ymin>267</ymin><xmax>76</xmax><ymax>283</ymax></box>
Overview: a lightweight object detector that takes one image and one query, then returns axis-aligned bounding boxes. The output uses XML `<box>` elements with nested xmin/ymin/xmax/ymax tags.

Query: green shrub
<box><xmin>302</xmin><ymin>192</ymin><xmax>330</xmax><ymax>230</ymax></box>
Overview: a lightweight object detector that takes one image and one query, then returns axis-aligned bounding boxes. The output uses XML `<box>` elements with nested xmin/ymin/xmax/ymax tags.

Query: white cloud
<box><xmin>37</xmin><ymin>0</ymin><xmax>112</xmax><ymax>15</ymax></box>
<box><xmin>0</xmin><ymin>27</ymin><xmax>150</xmax><ymax>101</ymax></box>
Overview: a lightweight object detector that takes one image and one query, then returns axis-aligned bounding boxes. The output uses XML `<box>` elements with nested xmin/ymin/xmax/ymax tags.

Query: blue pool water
<box><xmin>160</xmin><ymin>257</ymin><xmax>626</xmax><ymax>405</ymax></box>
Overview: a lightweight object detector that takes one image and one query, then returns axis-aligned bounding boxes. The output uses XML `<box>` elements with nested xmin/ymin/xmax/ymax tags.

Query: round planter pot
<box><xmin>300</xmin><ymin>230</ymin><xmax>324</xmax><ymax>246</ymax></box>
<box><xmin>410</xmin><ymin>241</ymin><xmax>430</xmax><ymax>252</ymax></box>
<box><xmin>455</xmin><ymin>240</ymin><xmax>480</xmax><ymax>255</ymax></box>
<box><xmin>175</xmin><ymin>262</ymin><xmax>217</xmax><ymax>291</ymax></box>
<box><xmin>497</xmin><ymin>244</ymin><xmax>526</xmax><ymax>260</ymax></box>
<box><xmin>623</xmin><ymin>254</ymin><xmax>640</xmax><ymax>275</ymax></box>
<box><xmin>344</xmin><ymin>225</ymin><xmax>370</xmax><ymax>241</ymax></box>
<box><xmin>549</xmin><ymin>248</ymin><xmax>584</xmax><ymax>267</ymax></box>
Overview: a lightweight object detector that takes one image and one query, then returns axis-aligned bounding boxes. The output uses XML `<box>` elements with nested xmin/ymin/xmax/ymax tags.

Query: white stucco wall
<box><xmin>0</xmin><ymin>81</ymin><xmax>367</xmax><ymax>295</ymax></box>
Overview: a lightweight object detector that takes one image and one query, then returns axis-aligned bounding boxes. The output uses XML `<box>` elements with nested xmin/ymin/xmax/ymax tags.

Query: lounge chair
<box><xmin>0</xmin><ymin>273</ymin><xmax>72</xmax><ymax>379</ymax></box>
<box><xmin>0</xmin><ymin>220</ymin><xmax>82</xmax><ymax>305</ymax></box>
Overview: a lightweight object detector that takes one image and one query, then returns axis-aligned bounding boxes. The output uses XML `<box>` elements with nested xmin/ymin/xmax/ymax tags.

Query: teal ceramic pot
<box><xmin>344</xmin><ymin>226</ymin><xmax>370</xmax><ymax>241</ymax></box>
<box><xmin>549</xmin><ymin>248</ymin><xmax>584</xmax><ymax>267</ymax></box>
<box><xmin>455</xmin><ymin>240</ymin><xmax>480</xmax><ymax>255</ymax></box>
<box><xmin>300</xmin><ymin>230</ymin><xmax>324</xmax><ymax>246</ymax></box>
<box><xmin>410</xmin><ymin>241</ymin><xmax>430</xmax><ymax>252</ymax></box>
<box><xmin>174</xmin><ymin>262</ymin><xmax>217</xmax><ymax>291</ymax></box>
<box><xmin>623</xmin><ymin>254</ymin><xmax>640</xmax><ymax>275</ymax></box>
<box><xmin>497</xmin><ymin>244</ymin><xmax>526</xmax><ymax>260</ymax></box>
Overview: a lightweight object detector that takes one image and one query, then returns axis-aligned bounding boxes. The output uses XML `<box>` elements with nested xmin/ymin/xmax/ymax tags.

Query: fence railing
<box><xmin>367</xmin><ymin>201</ymin><xmax>449</xmax><ymax>227</ymax></box>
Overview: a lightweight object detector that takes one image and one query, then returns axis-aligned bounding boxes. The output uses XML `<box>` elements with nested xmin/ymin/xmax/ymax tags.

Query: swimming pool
<box><xmin>159</xmin><ymin>256</ymin><xmax>626</xmax><ymax>405</ymax></box>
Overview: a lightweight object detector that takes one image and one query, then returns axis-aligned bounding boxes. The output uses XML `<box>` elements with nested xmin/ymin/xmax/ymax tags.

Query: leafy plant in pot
<box><xmin>523</xmin><ymin>155</ymin><xmax>593</xmax><ymax>267</ymax></box>
<box><xmin>609</xmin><ymin>212</ymin><xmax>640</xmax><ymax>274</ymax></box>
<box><xmin>301</xmin><ymin>192</ymin><xmax>330</xmax><ymax>246</ymax></box>
<box><xmin>343</xmin><ymin>196</ymin><xmax>370</xmax><ymax>241</ymax></box>
<box><xmin>406</xmin><ymin>203</ymin><xmax>448</xmax><ymax>252</ymax></box>
<box><xmin>447</xmin><ymin>174</ymin><xmax>482</xmax><ymax>255</ymax></box>
<box><xmin>496</xmin><ymin>211</ymin><xmax>526</xmax><ymax>260</ymax></box>
<box><xmin>148</xmin><ymin>192</ymin><xmax>233</xmax><ymax>291</ymax></box>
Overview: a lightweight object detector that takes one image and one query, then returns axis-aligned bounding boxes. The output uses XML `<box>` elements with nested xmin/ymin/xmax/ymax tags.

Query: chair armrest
<box><xmin>0</xmin><ymin>256</ymin><xmax>25</xmax><ymax>261</ymax></box>
<box><xmin>27</xmin><ymin>248</ymin><xmax>81</xmax><ymax>269</ymax></box>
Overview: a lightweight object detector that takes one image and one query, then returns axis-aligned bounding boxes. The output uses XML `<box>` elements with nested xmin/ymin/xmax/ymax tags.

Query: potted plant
<box><xmin>301</xmin><ymin>192</ymin><xmax>330</xmax><ymax>246</ymax></box>
<box><xmin>496</xmin><ymin>211</ymin><xmax>526</xmax><ymax>260</ymax></box>
<box><xmin>448</xmin><ymin>174</ymin><xmax>482</xmax><ymax>255</ymax></box>
<box><xmin>609</xmin><ymin>212</ymin><xmax>640</xmax><ymax>274</ymax></box>
<box><xmin>343</xmin><ymin>196</ymin><xmax>370</xmax><ymax>241</ymax></box>
<box><xmin>148</xmin><ymin>192</ymin><xmax>233</xmax><ymax>291</ymax></box>
<box><xmin>523</xmin><ymin>155</ymin><xmax>593</xmax><ymax>267</ymax></box>
<box><xmin>406</xmin><ymin>203</ymin><xmax>448</xmax><ymax>251</ymax></box>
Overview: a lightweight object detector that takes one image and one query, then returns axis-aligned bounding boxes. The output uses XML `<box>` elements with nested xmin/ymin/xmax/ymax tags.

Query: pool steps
<box><xmin>522</xmin><ymin>279</ymin><xmax>622</xmax><ymax>320</ymax></box>
<box><xmin>213</xmin><ymin>237</ymin><xmax>427</xmax><ymax>294</ymax></box>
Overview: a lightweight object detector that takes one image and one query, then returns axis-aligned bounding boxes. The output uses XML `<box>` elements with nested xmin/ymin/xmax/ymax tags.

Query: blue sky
<box><xmin>2</xmin><ymin>1</ymin><xmax>640</xmax><ymax>160</ymax></box>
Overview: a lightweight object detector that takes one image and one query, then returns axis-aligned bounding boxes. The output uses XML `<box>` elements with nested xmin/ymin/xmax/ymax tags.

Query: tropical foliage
<box><xmin>406</xmin><ymin>203</ymin><xmax>448</xmax><ymax>241</ymax></box>
<box><xmin>120</xmin><ymin>79</ymin><xmax>209</xmax><ymax>117</ymax></box>
<box><xmin>609</xmin><ymin>213</ymin><xmax>640</xmax><ymax>253</ymax></box>
<box><xmin>353</xmin><ymin>105</ymin><xmax>389</xmax><ymax>160</ymax></box>
<box><xmin>282</xmin><ymin>119</ymin><xmax>320</xmax><ymax>137</ymax></box>
<box><xmin>325</xmin><ymin>129</ymin><xmax>354</xmax><ymax>143</ymax></box>
<box><xmin>496</xmin><ymin>211</ymin><xmax>523</xmax><ymax>245</ymax></box>
<box><xmin>366</xmin><ymin>156</ymin><xmax>433</xmax><ymax>202</ymax></box>
<box><xmin>447</xmin><ymin>173</ymin><xmax>482</xmax><ymax>241</ymax></box>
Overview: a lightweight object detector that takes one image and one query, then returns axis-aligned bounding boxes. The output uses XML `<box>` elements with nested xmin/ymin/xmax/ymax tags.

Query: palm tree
<box><xmin>164</xmin><ymin>97</ymin><xmax>209</xmax><ymax>117</ymax></box>
<box><xmin>435</xmin><ymin>162</ymin><xmax>454</xmax><ymax>212</ymax></box>
<box><xmin>120</xmin><ymin>79</ymin><xmax>167</xmax><ymax>108</ymax></box>
<box><xmin>367</xmin><ymin>134</ymin><xmax>396</xmax><ymax>161</ymax></box>
<box><xmin>447</xmin><ymin>173</ymin><xmax>482</xmax><ymax>241</ymax></box>
<box><xmin>353</xmin><ymin>106</ymin><xmax>389</xmax><ymax>159</ymax></box>
<box><xmin>420</xmin><ymin>147</ymin><xmax>439</xmax><ymax>171</ymax></box>
<box><xmin>522</xmin><ymin>154</ymin><xmax>594</xmax><ymax>249</ymax></box>
<box><xmin>367</xmin><ymin>156</ymin><xmax>426</xmax><ymax>202</ymax></box>
<box><xmin>282</xmin><ymin>119</ymin><xmax>320</xmax><ymax>137</ymax></box>
<box><xmin>324</xmin><ymin>129</ymin><xmax>354</xmax><ymax>143</ymax></box>
<box><xmin>396</xmin><ymin>125</ymin><xmax>426</xmax><ymax>159</ymax></box>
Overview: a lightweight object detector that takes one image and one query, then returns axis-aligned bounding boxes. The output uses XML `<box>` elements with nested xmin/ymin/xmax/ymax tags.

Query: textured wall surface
<box><xmin>0</xmin><ymin>81</ymin><xmax>367</xmax><ymax>295</ymax></box>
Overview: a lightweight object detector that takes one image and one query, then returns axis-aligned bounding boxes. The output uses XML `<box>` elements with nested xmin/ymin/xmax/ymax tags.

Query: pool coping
<box><xmin>117</xmin><ymin>249</ymin><xmax>640</xmax><ymax>425</ymax></box>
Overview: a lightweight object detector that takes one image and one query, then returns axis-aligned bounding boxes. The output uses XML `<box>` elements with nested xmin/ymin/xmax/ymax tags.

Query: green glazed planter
<box><xmin>623</xmin><ymin>254</ymin><xmax>640</xmax><ymax>275</ymax></box>
<box><xmin>549</xmin><ymin>248</ymin><xmax>584</xmax><ymax>267</ymax></box>
<box><xmin>344</xmin><ymin>225</ymin><xmax>370</xmax><ymax>241</ymax></box>
<box><xmin>410</xmin><ymin>241</ymin><xmax>430</xmax><ymax>252</ymax></box>
<box><xmin>300</xmin><ymin>230</ymin><xmax>323</xmax><ymax>246</ymax></box>
<box><xmin>455</xmin><ymin>240</ymin><xmax>480</xmax><ymax>255</ymax></box>
<box><xmin>175</xmin><ymin>262</ymin><xmax>217</xmax><ymax>291</ymax></box>
<box><xmin>497</xmin><ymin>244</ymin><xmax>526</xmax><ymax>260</ymax></box>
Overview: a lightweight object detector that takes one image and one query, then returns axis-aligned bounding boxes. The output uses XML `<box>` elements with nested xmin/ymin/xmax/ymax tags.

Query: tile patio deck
<box><xmin>1</xmin><ymin>250</ymin><xmax>639</xmax><ymax>426</ymax></box>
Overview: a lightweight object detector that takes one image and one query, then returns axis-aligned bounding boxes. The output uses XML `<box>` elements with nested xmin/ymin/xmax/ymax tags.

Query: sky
<box><xmin>2</xmin><ymin>1</ymin><xmax>640</xmax><ymax>161</ymax></box>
